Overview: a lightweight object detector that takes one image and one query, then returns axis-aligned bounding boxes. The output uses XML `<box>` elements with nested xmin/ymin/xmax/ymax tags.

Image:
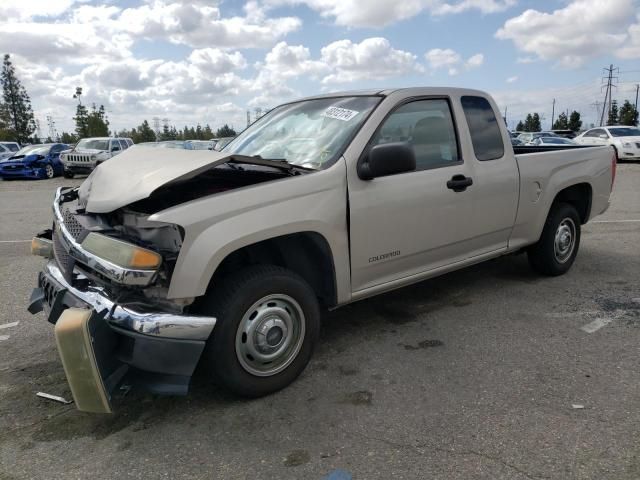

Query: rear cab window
<box><xmin>461</xmin><ymin>96</ymin><xmax>504</xmax><ymax>161</ymax></box>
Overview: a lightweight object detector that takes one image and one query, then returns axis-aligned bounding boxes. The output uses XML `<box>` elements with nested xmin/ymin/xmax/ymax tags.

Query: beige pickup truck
<box><xmin>29</xmin><ymin>88</ymin><xmax>616</xmax><ymax>413</ymax></box>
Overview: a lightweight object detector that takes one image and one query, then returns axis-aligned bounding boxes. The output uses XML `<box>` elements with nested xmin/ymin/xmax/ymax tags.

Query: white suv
<box><xmin>574</xmin><ymin>126</ymin><xmax>640</xmax><ymax>161</ymax></box>
<box><xmin>61</xmin><ymin>137</ymin><xmax>134</xmax><ymax>178</ymax></box>
<box><xmin>0</xmin><ymin>142</ymin><xmax>20</xmax><ymax>160</ymax></box>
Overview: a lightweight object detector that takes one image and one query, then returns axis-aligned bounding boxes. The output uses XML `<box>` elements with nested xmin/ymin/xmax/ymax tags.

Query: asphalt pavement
<box><xmin>0</xmin><ymin>166</ymin><xmax>639</xmax><ymax>480</ymax></box>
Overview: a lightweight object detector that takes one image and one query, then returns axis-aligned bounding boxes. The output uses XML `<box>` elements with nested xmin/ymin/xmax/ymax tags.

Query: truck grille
<box><xmin>64</xmin><ymin>154</ymin><xmax>92</xmax><ymax>164</ymax></box>
<box><xmin>53</xmin><ymin>226</ymin><xmax>75</xmax><ymax>280</ymax></box>
<box><xmin>62</xmin><ymin>207</ymin><xmax>85</xmax><ymax>241</ymax></box>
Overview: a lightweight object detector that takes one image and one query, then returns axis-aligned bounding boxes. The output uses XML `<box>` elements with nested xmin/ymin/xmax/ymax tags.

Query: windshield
<box><xmin>14</xmin><ymin>145</ymin><xmax>50</xmax><ymax>156</ymax></box>
<box><xmin>608</xmin><ymin>127</ymin><xmax>640</xmax><ymax>137</ymax></box>
<box><xmin>76</xmin><ymin>139</ymin><xmax>109</xmax><ymax>150</ymax></box>
<box><xmin>222</xmin><ymin>96</ymin><xmax>381</xmax><ymax>169</ymax></box>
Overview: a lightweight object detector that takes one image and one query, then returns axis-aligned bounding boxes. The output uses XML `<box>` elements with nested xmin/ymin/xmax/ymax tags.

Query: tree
<box><xmin>618</xmin><ymin>100</ymin><xmax>639</xmax><ymax>126</ymax></box>
<box><xmin>607</xmin><ymin>100</ymin><xmax>619</xmax><ymax>126</ymax></box>
<box><xmin>515</xmin><ymin>120</ymin><xmax>524</xmax><ymax>131</ymax></box>
<box><xmin>523</xmin><ymin>113</ymin><xmax>541</xmax><ymax>132</ymax></box>
<box><xmin>74</xmin><ymin>103</ymin><xmax>89</xmax><ymax>138</ymax></box>
<box><xmin>132</xmin><ymin>120</ymin><xmax>156</xmax><ymax>143</ymax></box>
<box><xmin>216</xmin><ymin>124</ymin><xmax>237</xmax><ymax>137</ymax></box>
<box><xmin>568</xmin><ymin>111</ymin><xmax>582</xmax><ymax>132</ymax></box>
<box><xmin>552</xmin><ymin>112</ymin><xmax>568</xmax><ymax>130</ymax></box>
<box><xmin>1</xmin><ymin>54</ymin><xmax>36</xmax><ymax>143</ymax></box>
<box><xmin>60</xmin><ymin>131</ymin><xmax>78</xmax><ymax>144</ymax></box>
<box><xmin>86</xmin><ymin>104</ymin><xmax>109</xmax><ymax>137</ymax></box>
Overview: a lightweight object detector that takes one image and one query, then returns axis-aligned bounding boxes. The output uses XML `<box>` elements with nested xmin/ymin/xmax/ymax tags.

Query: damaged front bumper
<box><xmin>29</xmin><ymin>259</ymin><xmax>216</xmax><ymax>413</ymax></box>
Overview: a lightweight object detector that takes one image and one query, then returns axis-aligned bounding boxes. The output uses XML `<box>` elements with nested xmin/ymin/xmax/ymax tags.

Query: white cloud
<box><xmin>118</xmin><ymin>1</ymin><xmax>301</xmax><ymax>49</ymax></box>
<box><xmin>618</xmin><ymin>15</ymin><xmax>640</xmax><ymax>59</ymax></box>
<box><xmin>425</xmin><ymin>48</ymin><xmax>483</xmax><ymax>75</ymax></box>
<box><xmin>496</xmin><ymin>0</ymin><xmax>640</xmax><ymax>68</ymax></box>
<box><xmin>0</xmin><ymin>0</ymin><xmax>80</xmax><ymax>20</ymax></box>
<box><xmin>506</xmin><ymin>75</ymin><xmax>518</xmax><ymax>83</ymax></box>
<box><xmin>264</xmin><ymin>0</ymin><xmax>515</xmax><ymax>27</ymax></box>
<box><xmin>320</xmin><ymin>38</ymin><xmax>423</xmax><ymax>83</ymax></box>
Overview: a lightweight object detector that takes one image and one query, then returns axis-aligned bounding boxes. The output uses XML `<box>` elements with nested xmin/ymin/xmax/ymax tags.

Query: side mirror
<box><xmin>358</xmin><ymin>142</ymin><xmax>416</xmax><ymax>180</ymax></box>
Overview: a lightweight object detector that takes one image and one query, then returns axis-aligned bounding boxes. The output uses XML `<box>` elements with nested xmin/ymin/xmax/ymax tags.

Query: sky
<box><xmin>0</xmin><ymin>0</ymin><xmax>639</xmax><ymax>137</ymax></box>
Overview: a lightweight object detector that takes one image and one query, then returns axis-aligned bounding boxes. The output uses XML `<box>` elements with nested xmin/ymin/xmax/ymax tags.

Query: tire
<box><xmin>528</xmin><ymin>202</ymin><xmax>581</xmax><ymax>276</ymax></box>
<box><xmin>44</xmin><ymin>164</ymin><xmax>55</xmax><ymax>179</ymax></box>
<box><xmin>198</xmin><ymin>265</ymin><xmax>321</xmax><ymax>397</ymax></box>
<box><xmin>63</xmin><ymin>171</ymin><xmax>74</xmax><ymax>179</ymax></box>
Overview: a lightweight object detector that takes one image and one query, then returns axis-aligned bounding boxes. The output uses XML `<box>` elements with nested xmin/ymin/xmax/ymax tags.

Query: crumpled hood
<box><xmin>3</xmin><ymin>154</ymin><xmax>43</xmax><ymax>164</ymax></box>
<box><xmin>79</xmin><ymin>146</ymin><xmax>232</xmax><ymax>213</ymax></box>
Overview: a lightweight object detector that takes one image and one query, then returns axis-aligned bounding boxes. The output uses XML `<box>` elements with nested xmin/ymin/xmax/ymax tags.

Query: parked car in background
<box><xmin>527</xmin><ymin>137</ymin><xmax>577</xmax><ymax>147</ymax></box>
<box><xmin>185</xmin><ymin>140</ymin><xmax>214</xmax><ymax>150</ymax></box>
<box><xmin>510</xmin><ymin>137</ymin><xmax>523</xmax><ymax>146</ymax></box>
<box><xmin>0</xmin><ymin>141</ymin><xmax>20</xmax><ymax>158</ymax></box>
<box><xmin>60</xmin><ymin>137</ymin><xmax>134</xmax><ymax>178</ymax></box>
<box><xmin>517</xmin><ymin>131</ymin><xmax>559</xmax><ymax>143</ymax></box>
<box><xmin>574</xmin><ymin>126</ymin><xmax>640</xmax><ymax>161</ymax></box>
<box><xmin>0</xmin><ymin>143</ymin><xmax>69</xmax><ymax>180</ymax></box>
<box><xmin>550</xmin><ymin>129</ymin><xmax>577</xmax><ymax>139</ymax></box>
<box><xmin>29</xmin><ymin>87</ymin><xmax>616</xmax><ymax>413</ymax></box>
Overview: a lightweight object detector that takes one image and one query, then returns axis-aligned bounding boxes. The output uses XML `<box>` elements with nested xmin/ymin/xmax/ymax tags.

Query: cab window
<box><xmin>461</xmin><ymin>96</ymin><xmax>504</xmax><ymax>161</ymax></box>
<box><xmin>371</xmin><ymin>99</ymin><xmax>459</xmax><ymax>170</ymax></box>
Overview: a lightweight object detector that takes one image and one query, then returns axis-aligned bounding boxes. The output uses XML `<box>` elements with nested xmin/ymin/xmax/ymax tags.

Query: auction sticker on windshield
<box><xmin>322</xmin><ymin>107</ymin><xmax>360</xmax><ymax>121</ymax></box>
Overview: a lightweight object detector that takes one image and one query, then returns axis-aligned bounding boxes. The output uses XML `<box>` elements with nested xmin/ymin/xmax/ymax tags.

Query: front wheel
<box><xmin>528</xmin><ymin>202</ymin><xmax>581</xmax><ymax>276</ymax></box>
<box><xmin>44</xmin><ymin>164</ymin><xmax>55</xmax><ymax>179</ymax></box>
<box><xmin>199</xmin><ymin>265</ymin><xmax>320</xmax><ymax>397</ymax></box>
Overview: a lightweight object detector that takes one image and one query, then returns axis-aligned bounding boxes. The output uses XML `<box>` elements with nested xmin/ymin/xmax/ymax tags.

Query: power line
<box><xmin>600</xmin><ymin>64</ymin><xmax>619</xmax><ymax>126</ymax></box>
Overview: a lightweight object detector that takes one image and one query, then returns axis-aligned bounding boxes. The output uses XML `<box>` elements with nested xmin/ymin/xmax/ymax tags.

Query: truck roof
<box><xmin>291</xmin><ymin>87</ymin><xmax>490</xmax><ymax>103</ymax></box>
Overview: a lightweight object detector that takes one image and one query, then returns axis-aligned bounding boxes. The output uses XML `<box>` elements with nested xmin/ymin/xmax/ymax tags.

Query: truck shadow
<box><xmin>20</xmin><ymin>253</ymin><xmax>541</xmax><ymax>444</ymax></box>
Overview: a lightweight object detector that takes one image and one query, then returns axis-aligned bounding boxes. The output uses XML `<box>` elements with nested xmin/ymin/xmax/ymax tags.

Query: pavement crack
<box><xmin>343</xmin><ymin>426</ymin><xmax>549</xmax><ymax>480</ymax></box>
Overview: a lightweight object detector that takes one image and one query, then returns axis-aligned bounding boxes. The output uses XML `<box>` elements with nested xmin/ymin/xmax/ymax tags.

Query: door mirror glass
<box><xmin>358</xmin><ymin>142</ymin><xmax>416</xmax><ymax>180</ymax></box>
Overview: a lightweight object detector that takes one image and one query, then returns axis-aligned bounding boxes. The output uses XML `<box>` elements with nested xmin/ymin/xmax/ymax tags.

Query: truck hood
<box><xmin>78</xmin><ymin>146</ymin><xmax>234</xmax><ymax>213</ymax></box>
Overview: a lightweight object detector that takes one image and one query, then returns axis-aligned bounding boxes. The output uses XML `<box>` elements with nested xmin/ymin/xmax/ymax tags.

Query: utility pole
<box><xmin>551</xmin><ymin>98</ymin><xmax>556</xmax><ymax>129</ymax></box>
<box><xmin>246</xmin><ymin>110</ymin><xmax>251</xmax><ymax>128</ymax></box>
<box><xmin>503</xmin><ymin>106</ymin><xmax>507</xmax><ymax>126</ymax></box>
<box><xmin>635</xmin><ymin>84</ymin><xmax>639</xmax><ymax>112</ymax></box>
<box><xmin>599</xmin><ymin>64</ymin><xmax>618</xmax><ymax>126</ymax></box>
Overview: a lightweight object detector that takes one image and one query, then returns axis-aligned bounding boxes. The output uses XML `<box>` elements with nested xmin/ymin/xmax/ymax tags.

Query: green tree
<box><xmin>606</xmin><ymin>100</ymin><xmax>619</xmax><ymax>126</ymax></box>
<box><xmin>86</xmin><ymin>104</ymin><xmax>109</xmax><ymax>136</ymax></box>
<box><xmin>1</xmin><ymin>54</ymin><xmax>36</xmax><ymax>143</ymax></box>
<box><xmin>618</xmin><ymin>100</ymin><xmax>639</xmax><ymax>126</ymax></box>
<box><xmin>552</xmin><ymin>112</ymin><xmax>568</xmax><ymax>130</ymax></box>
<box><xmin>133</xmin><ymin>120</ymin><xmax>156</xmax><ymax>143</ymax></box>
<box><xmin>74</xmin><ymin>103</ymin><xmax>89</xmax><ymax>138</ymax></box>
<box><xmin>568</xmin><ymin>111</ymin><xmax>582</xmax><ymax>132</ymax></box>
<box><xmin>60</xmin><ymin>131</ymin><xmax>78</xmax><ymax>144</ymax></box>
<box><xmin>216</xmin><ymin>124</ymin><xmax>237</xmax><ymax>137</ymax></box>
<box><xmin>515</xmin><ymin>120</ymin><xmax>524</xmax><ymax>131</ymax></box>
<box><xmin>203</xmin><ymin>124</ymin><xmax>213</xmax><ymax>138</ymax></box>
<box><xmin>523</xmin><ymin>113</ymin><xmax>541</xmax><ymax>132</ymax></box>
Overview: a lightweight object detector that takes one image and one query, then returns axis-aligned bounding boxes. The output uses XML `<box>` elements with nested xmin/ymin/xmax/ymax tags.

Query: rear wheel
<box><xmin>199</xmin><ymin>265</ymin><xmax>320</xmax><ymax>397</ymax></box>
<box><xmin>44</xmin><ymin>164</ymin><xmax>55</xmax><ymax>179</ymax></box>
<box><xmin>528</xmin><ymin>202</ymin><xmax>581</xmax><ymax>276</ymax></box>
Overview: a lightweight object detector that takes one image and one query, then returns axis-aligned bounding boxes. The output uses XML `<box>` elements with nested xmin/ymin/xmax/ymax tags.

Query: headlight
<box><xmin>622</xmin><ymin>142</ymin><xmax>632</xmax><ymax>148</ymax></box>
<box><xmin>81</xmin><ymin>233</ymin><xmax>162</xmax><ymax>270</ymax></box>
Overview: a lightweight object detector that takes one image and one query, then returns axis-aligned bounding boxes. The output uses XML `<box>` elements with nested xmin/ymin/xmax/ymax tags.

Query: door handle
<box><xmin>446</xmin><ymin>174</ymin><xmax>473</xmax><ymax>192</ymax></box>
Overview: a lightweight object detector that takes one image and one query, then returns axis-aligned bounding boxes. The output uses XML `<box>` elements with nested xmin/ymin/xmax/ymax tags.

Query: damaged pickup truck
<box><xmin>28</xmin><ymin>88</ymin><xmax>616</xmax><ymax>413</ymax></box>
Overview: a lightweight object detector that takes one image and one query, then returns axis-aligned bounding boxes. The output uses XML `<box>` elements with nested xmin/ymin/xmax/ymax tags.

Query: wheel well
<box><xmin>210</xmin><ymin>232</ymin><xmax>338</xmax><ymax>308</ymax></box>
<box><xmin>553</xmin><ymin>183</ymin><xmax>592</xmax><ymax>224</ymax></box>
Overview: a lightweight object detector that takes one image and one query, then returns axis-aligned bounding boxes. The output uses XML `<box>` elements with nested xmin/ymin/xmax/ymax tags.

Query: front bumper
<box><xmin>0</xmin><ymin>164</ymin><xmax>47</xmax><ymax>179</ymax></box>
<box><xmin>29</xmin><ymin>260</ymin><xmax>216</xmax><ymax>413</ymax></box>
<box><xmin>63</xmin><ymin>164</ymin><xmax>95</xmax><ymax>174</ymax></box>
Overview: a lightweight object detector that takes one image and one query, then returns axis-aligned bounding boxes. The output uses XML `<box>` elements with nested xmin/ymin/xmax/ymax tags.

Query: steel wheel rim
<box><xmin>45</xmin><ymin>164</ymin><xmax>54</xmax><ymax>178</ymax></box>
<box><xmin>554</xmin><ymin>217</ymin><xmax>576</xmax><ymax>263</ymax></box>
<box><xmin>235</xmin><ymin>294</ymin><xmax>306</xmax><ymax>377</ymax></box>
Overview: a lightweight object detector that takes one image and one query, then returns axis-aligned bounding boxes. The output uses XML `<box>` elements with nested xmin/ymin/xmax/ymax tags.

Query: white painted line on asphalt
<box><xmin>0</xmin><ymin>321</ymin><xmax>19</xmax><ymax>330</ymax></box>
<box><xmin>0</xmin><ymin>240</ymin><xmax>31</xmax><ymax>243</ymax></box>
<box><xmin>591</xmin><ymin>219</ymin><xmax>640</xmax><ymax>223</ymax></box>
<box><xmin>580</xmin><ymin>317</ymin><xmax>614</xmax><ymax>333</ymax></box>
<box><xmin>0</xmin><ymin>335</ymin><xmax>9</xmax><ymax>341</ymax></box>
<box><xmin>545</xmin><ymin>311</ymin><xmax>600</xmax><ymax>318</ymax></box>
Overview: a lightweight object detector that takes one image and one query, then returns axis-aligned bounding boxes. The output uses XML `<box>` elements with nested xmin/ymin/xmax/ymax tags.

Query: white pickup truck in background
<box><xmin>30</xmin><ymin>87</ymin><xmax>616</xmax><ymax>412</ymax></box>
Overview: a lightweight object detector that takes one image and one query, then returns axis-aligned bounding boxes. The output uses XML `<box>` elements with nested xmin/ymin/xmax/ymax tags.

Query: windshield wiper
<box><xmin>227</xmin><ymin>155</ymin><xmax>314</xmax><ymax>175</ymax></box>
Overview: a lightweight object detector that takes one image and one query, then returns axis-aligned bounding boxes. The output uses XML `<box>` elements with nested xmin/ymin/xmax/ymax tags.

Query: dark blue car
<box><xmin>0</xmin><ymin>143</ymin><xmax>69</xmax><ymax>180</ymax></box>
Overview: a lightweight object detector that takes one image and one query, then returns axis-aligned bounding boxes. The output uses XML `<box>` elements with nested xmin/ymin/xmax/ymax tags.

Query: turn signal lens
<box><xmin>81</xmin><ymin>233</ymin><xmax>161</xmax><ymax>270</ymax></box>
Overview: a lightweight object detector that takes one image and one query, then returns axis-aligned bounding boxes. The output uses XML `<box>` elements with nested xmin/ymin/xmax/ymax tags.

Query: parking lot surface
<box><xmin>1</xmin><ymin>166</ymin><xmax>639</xmax><ymax>480</ymax></box>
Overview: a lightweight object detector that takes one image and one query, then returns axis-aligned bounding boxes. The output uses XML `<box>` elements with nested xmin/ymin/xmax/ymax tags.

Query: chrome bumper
<box><xmin>39</xmin><ymin>260</ymin><xmax>216</xmax><ymax>341</ymax></box>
